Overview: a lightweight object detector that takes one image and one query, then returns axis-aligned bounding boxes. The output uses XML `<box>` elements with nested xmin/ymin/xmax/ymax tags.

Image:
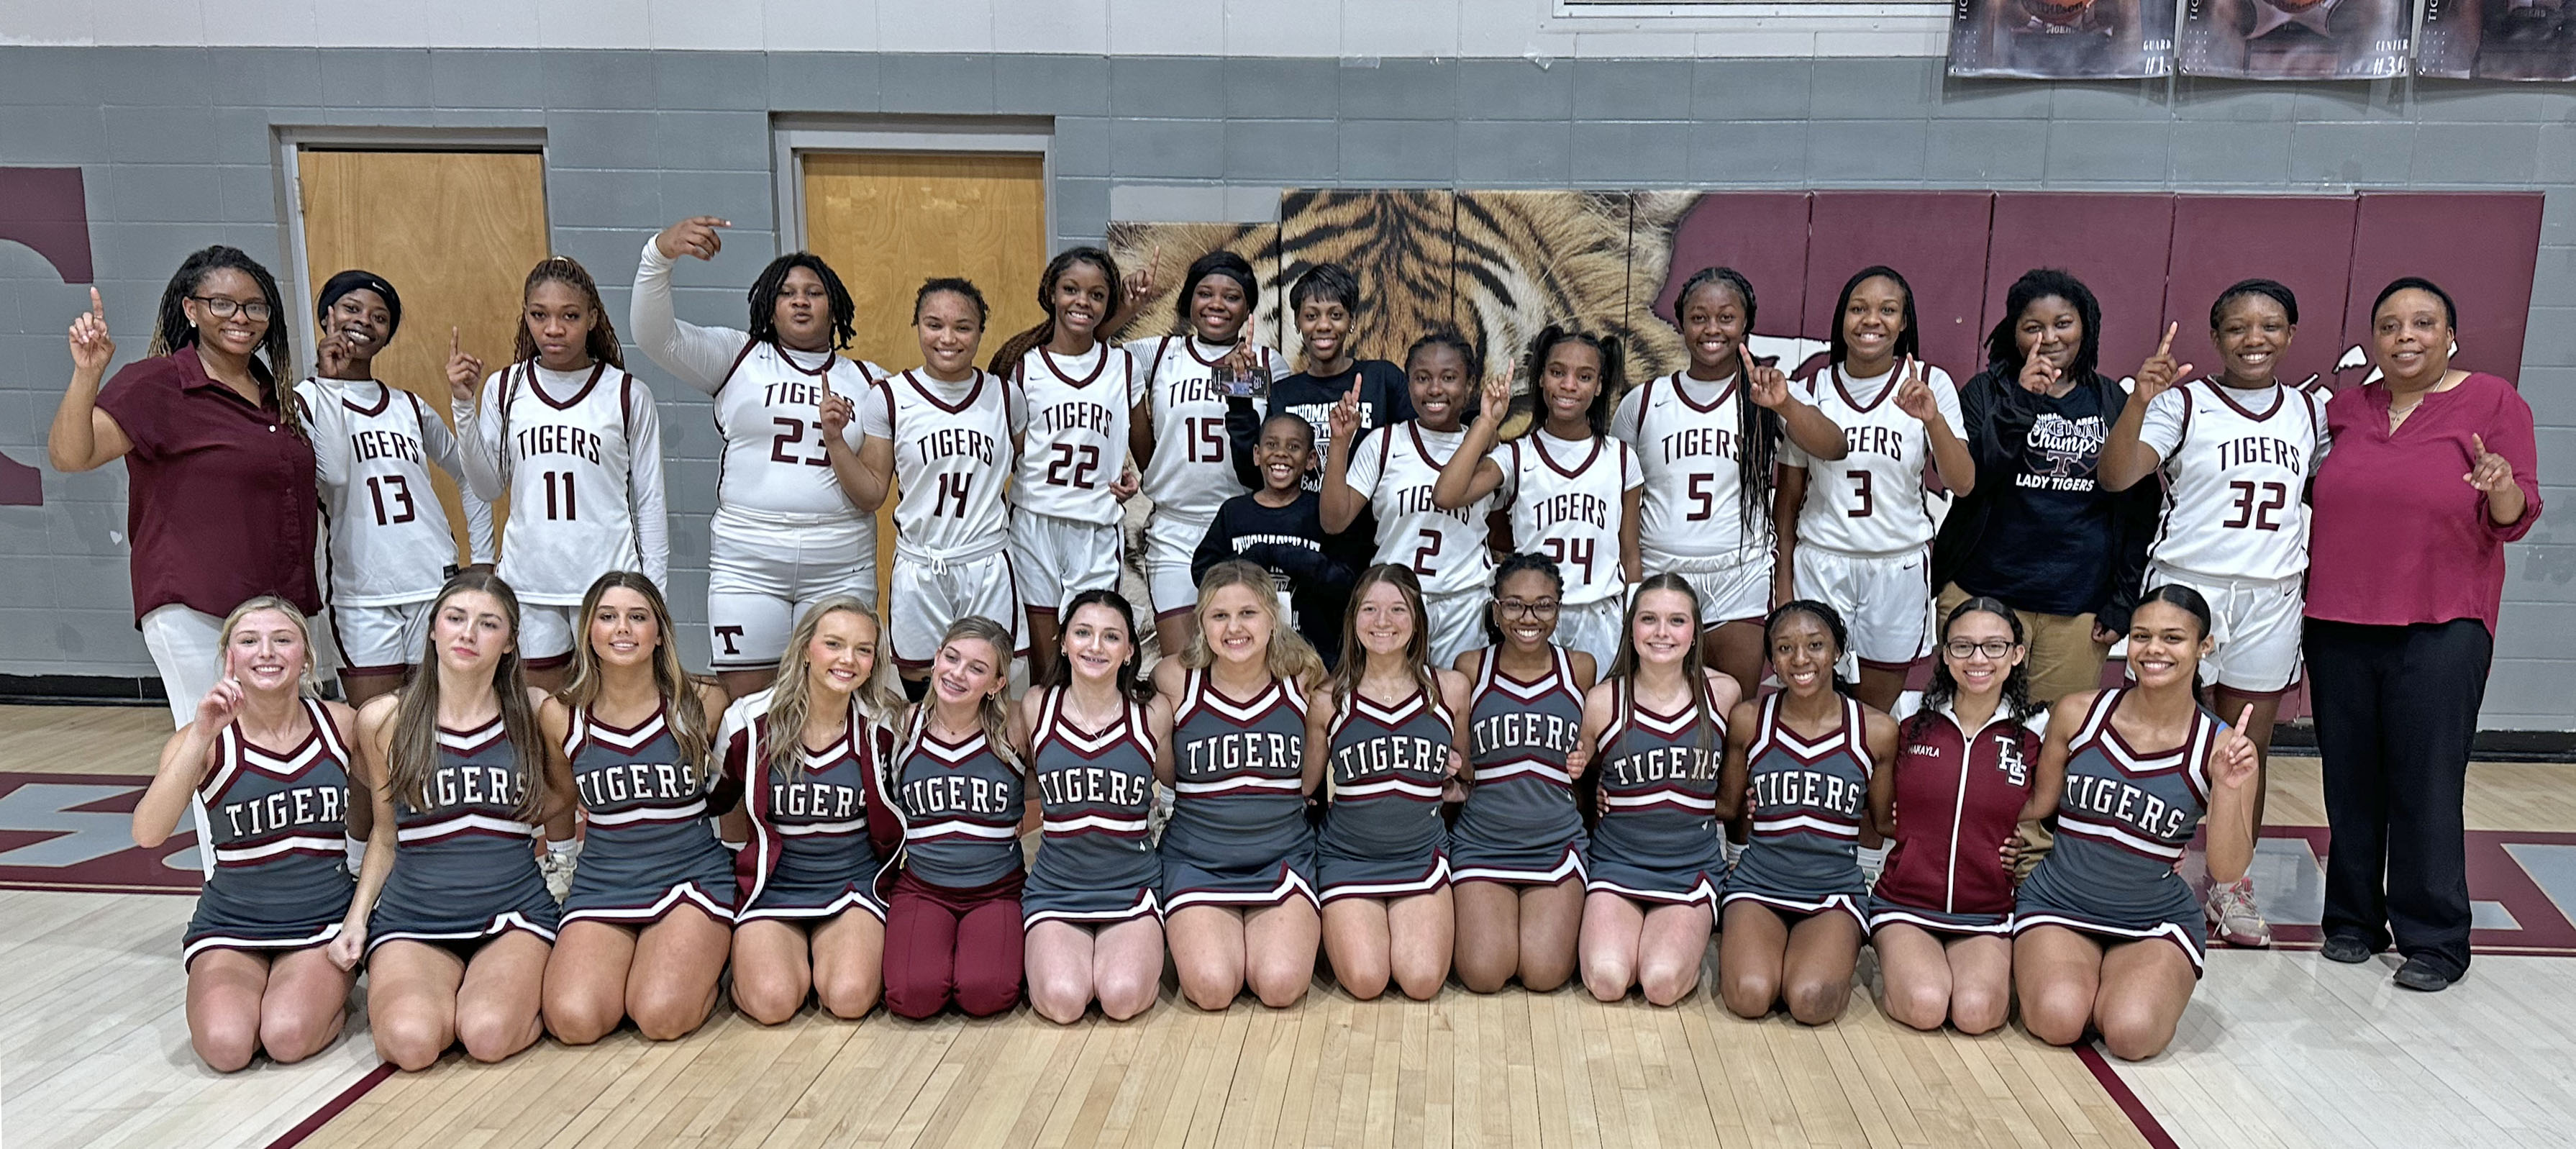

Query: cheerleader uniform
<box><xmin>728</xmin><ymin>690</ymin><xmax>890</xmax><ymax>924</ymax></box>
<box><xmin>1316</xmin><ymin>680</ymin><xmax>1455</xmax><ymax>902</ymax></box>
<box><xmin>367</xmin><ymin>717</ymin><xmax>560</xmax><ymax>955</ymax></box>
<box><xmin>1023</xmin><ymin>691</ymin><xmax>1161</xmax><ymax>928</ymax></box>
<box><xmin>559</xmin><ymin>703</ymin><xmax>739</xmax><ymax>927</ymax></box>
<box><xmin>2014</xmin><ymin>689</ymin><xmax>2221</xmax><ymax>975</ymax></box>
<box><xmin>1583</xmin><ymin>678</ymin><xmax>1729</xmax><ymax>907</ymax></box>
<box><xmin>183</xmin><ymin>700</ymin><xmax>356</xmax><ymax>966</ymax></box>
<box><xmin>1722</xmin><ymin>694</ymin><xmax>1873</xmax><ymax>928</ymax></box>
<box><xmin>879</xmin><ymin>714</ymin><xmax>1029</xmax><ymax>1019</ymax></box>
<box><xmin>1160</xmin><ymin>671</ymin><xmax>1317</xmax><ymax>912</ymax></box>
<box><xmin>1448</xmin><ymin>649</ymin><xmax>1587</xmax><ymax>886</ymax></box>
<box><xmin>1867</xmin><ymin>704</ymin><xmax>2039</xmax><ymax>936</ymax></box>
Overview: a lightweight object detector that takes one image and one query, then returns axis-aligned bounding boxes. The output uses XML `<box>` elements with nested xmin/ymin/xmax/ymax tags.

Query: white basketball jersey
<box><xmin>1493</xmin><ymin>432</ymin><xmax>1638</xmax><ymax>606</ymax></box>
<box><xmin>1346</xmin><ymin>423</ymin><xmax>1496</xmax><ymax>598</ymax></box>
<box><xmin>711</xmin><ymin>341</ymin><xmax>884</xmax><ymax>522</ymax></box>
<box><xmin>1781</xmin><ymin>363</ymin><xmax>1964</xmax><ymax>556</ymax></box>
<box><xmin>297</xmin><ymin>378</ymin><xmax>488</xmax><ymax>606</ymax></box>
<box><xmin>490</xmin><ymin>363</ymin><xmax>647</xmax><ymax>604</ymax></box>
<box><xmin>1131</xmin><ymin>335</ymin><xmax>1285</xmax><ymax>522</ymax></box>
<box><xmin>2142</xmin><ymin>378</ymin><xmax>2329</xmax><ymax>581</ymax></box>
<box><xmin>1008</xmin><ymin>342</ymin><xmax>1139</xmax><ymax>525</ymax></box>
<box><xmin>1613</xmin><ymin>371</ymin><xmax>1761</xmax><ymax>561</ymax></box>
<box><xmin>869</xmin><ymin>368</ymin><xmax>1012</xmax><ymax>560</ymax></box>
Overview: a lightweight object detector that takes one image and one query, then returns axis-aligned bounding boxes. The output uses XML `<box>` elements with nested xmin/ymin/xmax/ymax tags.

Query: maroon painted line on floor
<box><xmin>2075</xmin><ymin>1043</ymin><xmax>2182</xmax><ymax>1149</ymax></box>
<box><xmin>262</xmin><ymin>1061</ymin><xmax>395</xmax><ymax>1149</ymax></box>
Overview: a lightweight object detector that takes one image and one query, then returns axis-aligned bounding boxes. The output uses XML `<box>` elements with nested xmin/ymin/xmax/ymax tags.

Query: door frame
<box><xmin>770</xmin><ymin>115</ymin><xmax>1056</xmax><ymax>255</ymax></box>
<box><xmin>273</xmin><ymin>127</ymin><xmax>549</xmax><ymax>372</ymax></box>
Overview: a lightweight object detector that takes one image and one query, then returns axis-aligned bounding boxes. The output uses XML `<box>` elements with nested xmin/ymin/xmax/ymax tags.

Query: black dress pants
<box><xmin>2302</xmin><ymin>617</ymin><xmax>2491</xmax><ymax>976</ymax></box>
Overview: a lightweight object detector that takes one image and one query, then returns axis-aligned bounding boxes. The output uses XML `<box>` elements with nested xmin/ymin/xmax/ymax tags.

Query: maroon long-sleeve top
<box><xmin>2306</xmin><ymin>372</ymin><xmax>2543</xmax><ymax>633</ymax></box>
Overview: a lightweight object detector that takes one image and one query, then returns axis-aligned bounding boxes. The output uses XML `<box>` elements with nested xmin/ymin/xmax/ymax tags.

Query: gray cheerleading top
<box><xmin>1315</xmin><ymin>678</ymin><xmax>1455</xmax><ymax>901</ymax></box>
<box><xmin>1723</xmin><ymin>692</ymin><xmax>1873</xmax><ymax>925</ymax></box>
<box><xmin>560</xmin><ymin>702</ymin><xmax>739</xmax><ymax>927</ymax></box>
<box><xmin>1449</xmin><ymin>647</ymin><xmax>1588</xmax><ymax>886</ymax></box>
<box><xmin>889</xmin><ymin>716</ymin><xmax>1027</xmax><ymax>891</ymax></box>
<box><xmin>183</xmin><ymin>699</ymin><xmax>356</xmax><ymax>965</ymax></box>
<box><xmin>1583</xmin><ymin>677</ymin><xmax>1730</xmax><ymax>907</ymax></box>
<box><xmin>2015</xmin><ymin>688</ymin><xmax>2220</xmax><ymax>974</ymax></box>
<box><xmin>1159</xmin><ymin>669</ymin><xmax>1317</xmax><ymax>912</ymax></box>
<box><xmin>366</xmin><ymin>717</ymin><xmax>560</xmax><ymax>954</ymax></box>
<box><xmin>734</xmin><ymin>691</ymin><xmax>890</xmax><ymax>922</ymax></box>
<box><xmin>1022</xmin><ymin>690</ymin><xmax>1161</xmax><ymax>927</ymax></box>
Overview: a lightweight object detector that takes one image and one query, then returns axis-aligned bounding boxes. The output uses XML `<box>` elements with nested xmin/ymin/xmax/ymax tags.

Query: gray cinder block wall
<box><xmin>0</xmin><ymin>47</ymin><xmax>2567</xmax><ymax>728</ymax></box>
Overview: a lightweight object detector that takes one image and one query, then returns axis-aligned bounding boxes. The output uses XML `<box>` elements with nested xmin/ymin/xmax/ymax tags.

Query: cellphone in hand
<box><xmin>1211</xmin><ymin>361</ymin><xmax>1270</xmax><ymax>399</ymax></box>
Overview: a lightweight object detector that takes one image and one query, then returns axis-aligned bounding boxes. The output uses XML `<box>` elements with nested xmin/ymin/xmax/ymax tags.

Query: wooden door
<box><xmin>298</xmin><ymin>149</ymin><xmax>551</xmax><ymax>558</ymax></box>
<box><xmin>799</xmin><ymin>150</ymin><xmax>1049</xmax><ymax>596</ymax></box>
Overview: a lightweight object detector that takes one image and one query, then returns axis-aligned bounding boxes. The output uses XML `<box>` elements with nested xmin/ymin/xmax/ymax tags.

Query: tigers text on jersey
<box><xmin>1493</xmin><ymin>432</ymin><xmax>1638</xmax><ymax>605</ymax></box>
<box><xmin>461</xmin><ymin>361</ymin><xmax>668</xmax><ymax>604</ymax></box>
<box><xmin>712</xmin><ymin>341</ymin><xmax>883</xmax><ymax>522</ymax></box>
<box><xmin>865</xmin><ymin>369</ymin><xmax>1013</xmax><ymax>560</ymax></box>
<box><xmin>1008</xmin><ymin>342</ymin><xmax>1140</xmax><ymax>525</ymax></box>
<box><xmin>296</xmin><ymin>378</ymin><xmax>491</xmax><ymax>605</ymax></box>
<box><xmin>1613</xmin><ymin>371</ymin><xmax>1761</xmax><ymax>560</ymax></box>
<box><xmin>1782</xmin><ymin>364</ymin><xmax>1965</xmax><ymax>555</ymax></box>
<box><xmin>1131</xmin><ymin>335</ymin><xmax>1285</xmax><ymax>519</ymax></box>
<box><xmin>2139</xmin><ymin>378</ymin><xmax>2330</xmax><ymax>581</ymax></box>
<box><xmin>1343</xmin><ymin>423</ymin><xmax>1497</xmax><ymax>598</ymax></box>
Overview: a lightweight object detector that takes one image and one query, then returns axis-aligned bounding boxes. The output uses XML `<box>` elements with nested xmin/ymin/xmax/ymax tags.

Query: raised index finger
<box><xmin>88</xmin><ymin>286</ymin><xmax>104</xmax><ymax>319</ymax></box>
<box><xmin>2156</xmin><ymin>321</ymin><xmax>2177</xmax><ymax>359</ymax></box>
<box><xmin>452</xmin><ymin>326</ymin><xmax>462</xmax><ymax>355</ymax></box>
<box><xmin>2472</xmin><ymin>433</ymin><xmax>2487</xmax><ymax>457</ymax></box>
<box><xmin>2236</xmin><ymin>704</ymin><xmax>2254</xmax><ymax>732</ymax></box>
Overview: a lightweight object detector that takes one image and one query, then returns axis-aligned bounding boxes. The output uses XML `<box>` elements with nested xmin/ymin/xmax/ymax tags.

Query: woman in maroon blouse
<box><xmin>48</xmin><ymin>246</ymin><xmax>318</xmax><ymax>727</ymax></box>
<box><xmin>2304</xmin><ymin>276</ymin><xmax>2543</xmax><ymax>993</ymax></box>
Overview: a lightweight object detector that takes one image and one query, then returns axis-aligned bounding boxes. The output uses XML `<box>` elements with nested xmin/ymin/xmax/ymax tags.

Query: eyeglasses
<box><xmin>1944</xmin><ymin>640</ymin><xmax>2019</xmax><ymax>660</ymax></box>
<box><xmin>191</xmin><ymin>296</ymin><xmax>273</xmax><ymax>322</ymax></box>
<box><xmin>1497</xmin><ymin>599</ymin><xmax>1560</xmax><ymax>619</ymax></box>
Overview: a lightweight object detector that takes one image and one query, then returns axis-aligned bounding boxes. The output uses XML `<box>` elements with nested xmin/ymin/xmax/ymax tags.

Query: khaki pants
<box><xmin>1936</xmin><ymin>583</ymin><xmax>2111</xmax><ymax>706</ymax></box>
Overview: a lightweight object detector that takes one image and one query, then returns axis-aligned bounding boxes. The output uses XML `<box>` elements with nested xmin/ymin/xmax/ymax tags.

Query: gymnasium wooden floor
<box><xmin>7</xmin><ymin>703</ymin><xmax>2575</xmax><ymax>1149</ymax></box>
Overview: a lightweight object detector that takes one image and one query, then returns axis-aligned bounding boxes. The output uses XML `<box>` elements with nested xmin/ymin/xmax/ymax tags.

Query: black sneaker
<box><xmin>2393</xmin><ymin>955</ymin><xmax>2459</xmax><ymax>992</ymax></box>
<box><xmin>2319</xmin><ymin>935</ymin><xmax>2375</xmax><ymax>964</ymax></box>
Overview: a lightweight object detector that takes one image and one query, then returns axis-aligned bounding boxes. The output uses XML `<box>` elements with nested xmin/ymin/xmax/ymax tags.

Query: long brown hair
<box><xmin>1609</xmin><ymin>572</ymin><xmax>1719</xmax><ymax>763</ymax></box>
<box><xmin>763</xmin><ymin>596</ymin><xmax>899</xmax><ymax>779</ymax></box>
<box><xmin>1183</xmin><ymin>560</ymin><xmax>1325</xmax><ymax>689</ymax></box>
<box><xmin>1333</xmin><ymin>563</ymin><xmax>1437</xmax><ymax>704</ymax></box>
<box><xmin>559</xmin><ymin>571</ymin><xmax>714</xmax><ymax>783</ymax></box>
<box><xmin>386</xmin><ymin>570</ymin><xmax>549</xmax><ymax>821</ymax></box>
<box><xmin>514</xmin><ymin>255</ymin><xmax>624</xmax><ymax>369</ymax></box>
<box><xmin>905</xmin><ymin>615</ymin><xmax>1021</xmax><ymax>773</ymax></box>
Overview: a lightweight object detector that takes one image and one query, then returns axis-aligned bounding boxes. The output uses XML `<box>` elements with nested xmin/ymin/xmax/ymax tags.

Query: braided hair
<box><xmin>1673</xmin><ymin>267</ymin><xmax>1777</xmax><ymax>539</ymax></box>
<box><xmin>988</xmin><ymin>247</ymin><xmax>1121</xmax><ymax>376</ymax></box>
<box><xmin>151</xmin><ymin>245</ymin><xmax>301</xmax><ymax>440</ymax></box>
<box><xmin>747</xmin><ymin>253</ymin><xmax>857</xmax><ymax>351</ymax></box>
<box><xmin>1523</xmin><ymin>324</ymin><xmax>1622</xmax><ymax>438</ymax></box>
<box><xmin>515</xmin><ymin>255</ymin><xmax>624</xmax><ymax>369</ymax></box>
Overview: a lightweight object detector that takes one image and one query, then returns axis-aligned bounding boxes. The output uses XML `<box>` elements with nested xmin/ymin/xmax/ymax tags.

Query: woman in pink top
<box><xmin>2303</xmin><ymin>276</ymin><xmax>2541</xmax><ymax>994</ymax></box>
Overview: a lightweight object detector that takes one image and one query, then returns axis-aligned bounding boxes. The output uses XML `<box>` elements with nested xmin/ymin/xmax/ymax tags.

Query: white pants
<box><xmin>708</xmin><ymin>514</ymin><xmax>878</xmax><ymax>670</ymax></box>
<box><xmin>2147</xmin><ymin>562</ymin><xmax>2306</xmax><ymax>694</ymax></box>
<box><xmin>1554</xmin><ymin>596</ymin><xmax>1626</xmax><ymax>671</ymax></box>
<box><xmin>890</xmin><ymin>550</ymin><xmax>1024</xmax><ymax>670</ymax></box>
<box><xmin>142</xmin><ymin>604</ymin><xmax>226</xmax><ymax>729</ymax></box>
<box><xmin>519</xmin><ymin>603</ymin><xmax>577</xmax><ymax>667</ymax></box>
<box><xmin>1142</xmin><ymin>509</ymin><xmax>1213</xmax><ymax>622</ymax></box>
<box><xmin>1011</xmin><ymin>512</ymin><xmax>1124</xmax><ymax>614</ymax></box>
<box><xmin>327</xmin><ymin>599</ymin><xmax>433</xmax><ymax>676</ymax></box>
<box><xmin>1793</xmin><ymin>544</ymin><xmax>1932</xmax><ymax>677</ymax></box>
<box><xmin>1426</xmin><ymin>589</ymin><xmax>1485</xmax><ymax>669</ymax></box>
<box><xmin>1655</xmin><ymin>546</ymin><xmax>1772</xmax><ymax>627</ymax></box>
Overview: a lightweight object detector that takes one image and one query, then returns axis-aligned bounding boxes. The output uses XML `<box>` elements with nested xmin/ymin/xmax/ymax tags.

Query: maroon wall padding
<box><xmin>0</xmin><ymin>167</ymin><xmax>94</xmax><ymax>285</ymax></box>
<box><xmin>2162</xmin><ymin>195</ymin><xmax>2358</xmax><ymax>391</ymax></box>
<box><xmin>1985</xmin><ymin>194</ymin><xmax>2177</xmax><ymax>381</ymax></box>
<box><xmin>2339</xmin><ymin>191</ymin><xmax>2545</xmax><ymax>389</ymax></box>
<box><xmin>1652</xmin><ymin>193</ymin><xmax>1812</xmax><ymax>332</ymax></box>
<box><xmin>1804</xmin><ymin>191</ymin><xmax>1998</xmax><ymax>382</ymax></box>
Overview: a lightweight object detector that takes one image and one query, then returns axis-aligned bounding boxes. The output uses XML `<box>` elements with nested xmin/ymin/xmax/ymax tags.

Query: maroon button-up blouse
<box><xmin>94</xmin><ymin>345</ymin><xmax>320</xmax><ymax>624</ymax></box>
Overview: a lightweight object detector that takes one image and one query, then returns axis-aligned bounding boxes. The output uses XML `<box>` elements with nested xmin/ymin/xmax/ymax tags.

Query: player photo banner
<box><xmin>2180</xmin><ymin>0</ymin><xmax>2412</xmax><ymax>78</ymax></box>
<box><xmin>2419</xmin><ymin>0</ymin><xmax>2576</xmax><ymax>79</ymax></box>
<box><xmin>1947</xmin><ymin>0</ymin><xmax>2176</xmax><ymax>78</ymax></box>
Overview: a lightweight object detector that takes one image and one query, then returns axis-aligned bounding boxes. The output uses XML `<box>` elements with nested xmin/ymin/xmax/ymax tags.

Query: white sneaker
<box><xmin>2206</xmin><ymin>877</ymin><xmax>2271</xmax><ymax>948</ymax></box>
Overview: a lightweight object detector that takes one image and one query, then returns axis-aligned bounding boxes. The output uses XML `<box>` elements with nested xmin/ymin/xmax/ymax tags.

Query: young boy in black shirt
<box><xmin>1196</xmin><ymin>413</ymin><xmax>1367</xmax><ymax>666</ymax></box>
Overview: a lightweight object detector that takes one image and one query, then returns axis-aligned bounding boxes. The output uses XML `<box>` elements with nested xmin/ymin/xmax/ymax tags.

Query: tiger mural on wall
<box><xmin>1108</xmin><ymin>189</ymin><xmax>1700</xmax><ymax>424</ymax></box>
